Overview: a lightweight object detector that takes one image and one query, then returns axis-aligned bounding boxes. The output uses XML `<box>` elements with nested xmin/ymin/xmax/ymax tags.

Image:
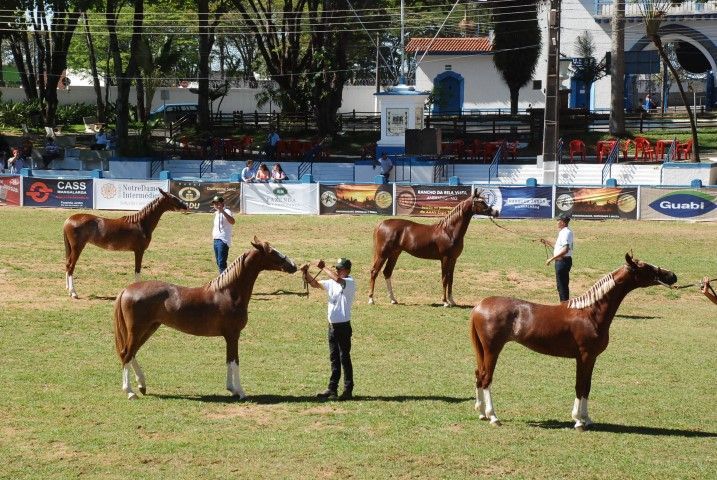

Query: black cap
<box><xmin>335</xmin><ymin>258</ymin><xmax>352</xmax><ymax>270</ymax></box>
<box><xmin>211</xmin><ymin>195</ymin><xmax>224</xmax><ymax>203</ymax></box>
<box><xmin>558</xmin><ymin>212</ymin><xmax>571</xmax><ymax>223</ymax></box>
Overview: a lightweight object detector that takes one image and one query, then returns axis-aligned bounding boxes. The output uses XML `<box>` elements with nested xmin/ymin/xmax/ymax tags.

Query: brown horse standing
<box><xmin>369</xmin><ymin>190</ymin><xmax>499</xmax><ymax>307</ymax></box>
<box><xmin>470</xmin><ymin>253</ymin><xmax>676</xmax><ymax>429</ymax></box>
<box><xmin>63</xmin><ymin>188</ymin><xmax>187</xmax><ymax>298</ymax></box>
<box><xmin>113</xmin><ymin>237</ymin><xmax>297</xmax><ymax>399</ymax></box>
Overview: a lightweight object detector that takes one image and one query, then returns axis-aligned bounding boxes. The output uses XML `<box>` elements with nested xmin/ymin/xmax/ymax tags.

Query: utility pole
<box><xmin>542</xmin><ymin>0</ymin><xmax>562</xmax><ymax>181</ymax></box>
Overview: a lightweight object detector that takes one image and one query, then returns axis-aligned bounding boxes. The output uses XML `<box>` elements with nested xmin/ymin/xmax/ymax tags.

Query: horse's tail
<box><xmin>113</xmin><ymin>289</ymin><xmax>130</xmax><ymax>364</ymax></box>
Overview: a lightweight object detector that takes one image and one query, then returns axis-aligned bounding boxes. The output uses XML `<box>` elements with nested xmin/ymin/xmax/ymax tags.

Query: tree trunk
<box><xmin>84</xmin><ymin>12</ymin><xmax>106</xmax><ymax>123</ymax></box>
<box><xmin>609</xmin><ymin>0</ymin><xmax>626</xmax><ymax>136</ymax></box>
<box><xmin>509</xmin><ymin>86</ymin><xmax>519</xmax><ymax>115</ymax></box>
<box><xmin>651</xmin><ymin>36</ymin><xmax>700</xmax><ymax>162</ymax></box>
<box><xmin>136</xmin><ymin>77</ymin><xmax>147</xmax><ymax>123</ymax></box>
<box><xmin>10</xmin><ymin>31</ymin><xmax>38</xmax><ymax>100</ymax></box>
<box><xmin>197</xmin><ymin>0</ymin><xmax>214</xmax><ymax>132</ymax></box>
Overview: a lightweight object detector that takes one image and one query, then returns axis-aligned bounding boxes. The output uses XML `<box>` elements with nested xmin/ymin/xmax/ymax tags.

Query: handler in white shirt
<box><xmin>541</xmin><ymin>213</ymin><xmax>574</xmax><ymax>302</ymax></box>
<box><xmin>211</xmin><ymin>195</ymin><xmax>235</xmax><ymax>273</ymax></box>
<box><xmin>303</xmin><ymin>257</ymin><xmax>356</xmax><ymax>401</ymax></box>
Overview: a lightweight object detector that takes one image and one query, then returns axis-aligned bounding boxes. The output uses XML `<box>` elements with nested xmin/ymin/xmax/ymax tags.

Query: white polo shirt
<box><xmin>212</xmin><ymin>207</ymin><xmax>233</xmax><ymax>246</ymax></box>
<box><xmin>554</xmin><ymin>227</ymin><xmax>573</xmax><ymax>257</ymax></box>
<box><xmin>320</xmin><ymin>276</ymin><xmax>356</xmax><ymax>324</ymax></box>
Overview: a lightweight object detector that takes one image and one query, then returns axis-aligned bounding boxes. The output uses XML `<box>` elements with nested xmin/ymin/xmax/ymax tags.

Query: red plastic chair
<box><xmin>634</xmin><ymin>137</ymin><xmax>656</xmax><ymax>161</ymax></box>
<box><xmin>619</xmin><ymin>139</ymin><xmax>633</xmax><ymax>162</ymax></box>
<box><xmin>276</xmin><ymin>140</ymin><xmax>291</xmax><ymax>160</ymax></box>
<box><xmin>677</xmin><ymin>139</ymin><xmax>693</xmax><ymax>160</ymax></box>
<box><xmin>568</xmin><ymin>140</ymin><xmax>586</xmax><ymax>163</ymax></box>
<box><xmin>236</xmin><ymin>135</ymin><xmax>253</xmax><ymax>157</ymax></box>
<box><xmin>465</xmin><ymin>139</ymin><xmax>483</xmax><ymax>162</ymax></box>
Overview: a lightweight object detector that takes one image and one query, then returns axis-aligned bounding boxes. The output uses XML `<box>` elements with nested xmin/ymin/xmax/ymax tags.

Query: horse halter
<box><xmin>626</xmin><ymin>262</ymin><xmax>672</xmax><ymax>288</ymax></box>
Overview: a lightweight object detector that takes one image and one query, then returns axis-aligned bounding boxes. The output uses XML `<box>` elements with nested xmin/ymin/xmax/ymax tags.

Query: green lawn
<box><xmin>0</xmin><ymin>208</ymin><xmax>715</xmax><ymax>478</ymax></box>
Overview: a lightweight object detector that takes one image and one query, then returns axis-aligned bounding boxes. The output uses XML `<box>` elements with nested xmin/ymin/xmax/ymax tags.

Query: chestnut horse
<box><xmin>63</xmin><ymin>188</ymin><xmax>188</xmax><ymax>298</ymax></box>
<box><xmin>369</xmin><ymin>190</ymin><xmax>499</xmax><ymax>307</ymax></box>
<box><xmin>113</xmin><ymin>237</ymin><xmax>297</xmax><ymax>399</ymax></box>
<box><xmin>470</xmin><ymin>253</ymin><xmax>676</xmax><ymax>430</ymax></box>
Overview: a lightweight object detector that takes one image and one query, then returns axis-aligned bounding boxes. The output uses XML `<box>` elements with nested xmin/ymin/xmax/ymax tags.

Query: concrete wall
<box><xmin>0</xmin><ymin>85</ymin><xmax>379</xmax><ymax>114</ymax></box>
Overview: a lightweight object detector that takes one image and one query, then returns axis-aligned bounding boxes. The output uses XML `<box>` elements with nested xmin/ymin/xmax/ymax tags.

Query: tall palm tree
<box><xmin>639</xmin><ymin>0</ymin><xmax>699</xmax><ymax>161</ymax></box>
<box><xmin>609</xmin><ymin>0</ymin><xmax>626</xmax><ymax>135</ymax></box>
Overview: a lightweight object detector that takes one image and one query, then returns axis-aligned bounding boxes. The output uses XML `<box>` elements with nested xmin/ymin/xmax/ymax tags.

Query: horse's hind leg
<box><xmin>382</xmin><ymin>252</ymin><xmax>401</xmax><ymax>304</ymax></box>
<box><xmin>130</xmin><ymin>358</ymin><xmax>146</xmax><ymax>395</ymax></box>
<box><xmin>479</xmin><ymin>350</ymin><xmax>503</xmax><ymax>426</ymax></box>
<box><xmin>368</xmin><ymin>255</ymin><xmax>387</xmax><ymax>305</ymax></box>
<box><xmin>122</xmin><ymin>364</ymin><xmax>138</xmax><ymax>400</ymax></box>
<box><xmin>66</xmin><ymin>242</ymin><xmax>85</xmax><ymax>299</ymax></box>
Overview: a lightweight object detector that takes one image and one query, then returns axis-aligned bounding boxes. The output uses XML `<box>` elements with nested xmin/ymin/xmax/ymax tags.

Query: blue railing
<box><xmin>488</xmin><ymin>141</ymin><xmax>506</xmax><ymax>183</ymax></box>
<box><xmin>298</xmin><ymin>160</ymin><xmax>313</xmax><ymax>179</ymax></box>
<box><xmin>199</xmin><ymin>159</ymin><xmax>213</xmax><ymax>177</ymax></box>
<box><xmin>602</xmin><ymin>141</ymin><xmax>619</xmax><ymax>185</ymax></box>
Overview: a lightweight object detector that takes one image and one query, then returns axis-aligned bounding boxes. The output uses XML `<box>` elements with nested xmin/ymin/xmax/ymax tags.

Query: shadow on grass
<box><xmin>149</xmin><ymin>393</ymin><xmax>472</xmax><ymax>404</ymax></box>
<box><xmin>428</xmin><ymin>303</ymin><xmax>475</xmax><ymax>309</ymax></box>
<box><xmin>527</xmin><ymin>419</ymin><xmax>716</xmax><ymax>437</ymax></box>
<box><xmin>615</xmin><ymin>314</ymin><xmax>660</xmax><ymax>320</ymax></box>
<box><xmin>87</xmin><ymin>294</ymin><xmax>118</xmax><ymax>301</ymax></box>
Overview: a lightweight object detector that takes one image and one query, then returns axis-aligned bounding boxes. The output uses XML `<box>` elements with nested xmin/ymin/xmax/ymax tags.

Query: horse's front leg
<box><xmin>572</xmin><ymin>356</ymin><xmax>597</xmax><ymax>431</ymax></box>
<box><xmin>133</xmin><ymin>250</ymin><xmax>144</xmax><ymax>283</ymax></box>
<box><xmin>444</xmin><ymin>257</ymin><xmax>458</xmax><ymax>307</ymax></box>
<box><xmin>225</xmin><ymin>334</ymin><xmax>246</xmax><ymax>399</ymax></box>
<box><xmin>440</xmin><ymin>257</ymin><xmax>456</xmax><ymax>307</ymax></box>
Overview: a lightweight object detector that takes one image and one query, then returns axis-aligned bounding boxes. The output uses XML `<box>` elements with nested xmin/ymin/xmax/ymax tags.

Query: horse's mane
<box><xmin>438</xmin><ymin>196</ymin><xmax>470</xmax><ymax>228</ymax></box>
<box><xmin>123</xmin><ymin>195</ymin><xmax>166</xmax><ymax>223</ymax></box>
<box><xmin>567</xmin><ymin>270</ymin><xmax>617</xmax><ymax>309</ymax></box>
<box><xmin>209</xmin><ymin>254</ymin><xmax>245</xmax><ymax>291</ymax></box>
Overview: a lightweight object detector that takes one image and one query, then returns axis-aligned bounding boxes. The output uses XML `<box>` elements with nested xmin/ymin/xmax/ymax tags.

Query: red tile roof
<box><xmin>405</xmin><ymin>37</ymin><xmax>493</xmax><ymax>54</ymax></box>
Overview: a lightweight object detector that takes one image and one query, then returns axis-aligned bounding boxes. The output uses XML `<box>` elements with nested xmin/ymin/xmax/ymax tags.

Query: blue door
<box><xmin>570</xmin><ymin>78</ymin><xmax>590</xmax><ymax>109</ymax></box>
<box><xmin>437</xmin><ymin>75</ymin><xmax>461</xmax><ymax>113</ymax></box>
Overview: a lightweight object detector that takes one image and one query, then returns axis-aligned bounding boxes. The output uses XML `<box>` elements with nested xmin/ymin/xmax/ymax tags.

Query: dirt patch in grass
<box><xmin>205</xmin><ymin>403</ymin><xmax>291</xmax><ymax>427</ymax></box>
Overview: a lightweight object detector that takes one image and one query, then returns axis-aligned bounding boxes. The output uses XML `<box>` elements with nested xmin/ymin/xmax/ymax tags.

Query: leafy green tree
<box><xmin>492</xmin><ymin>0</ymin><xmax>541</xmax><ymax>114</ymax></box>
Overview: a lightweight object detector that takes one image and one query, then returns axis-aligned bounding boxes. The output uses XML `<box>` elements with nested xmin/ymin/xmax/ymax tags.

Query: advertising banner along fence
<box><xmin>170</xmin><ymin>181</ymin><xmax>241</xmax><ymax>213</ymax></box>
<box><xmin>554</xmin><ymin>187</ymin><xmax>638</xmax><ymax>220</ymax></box>
<box><xmin>94</xmin><ymin>179</ymin><xmax>170</xmax><ymax>210</ymax></box>
<box><xmin>23</xmin><ymin>178</ymin><xmax>93</xmax><ymax>208</ymax></box>
<box><xmin>481</xmin><ymin>186</ymin><xmax>553</xmax><ymax>218</ymax></box>
<box><xmin>242</xmin><ymin>183</ymin><xmax>319</xmax><ymax>214</ymax></box>
<box><xmin>319</xmin><ymin>184</ymin><xmax>393</xmax><ymax>215</ymax></box>
<box><xmin>640</xmin><ymin>188</ymin><xmax>717</xmax><ymax>221</ymax></box>
<box><xmin>395</xmin><ymin>185</ymin><xmax>470</xmax><ymax>216</ymax></box>
<box><xmin>0</xmin><ymin>175</ymin><xmax>22</xmax><ymax>206</ymax></box>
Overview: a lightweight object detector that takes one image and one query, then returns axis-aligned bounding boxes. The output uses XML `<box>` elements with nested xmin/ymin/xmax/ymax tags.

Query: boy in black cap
<box><xmin>540</xmin><ymin>213</ymin><xmax>573</xmax><ymax>302</ymax></box>
<box><xmin>211</xmin><ymin>195</ymin><xmax>235</xmax><ymax>273</ymax></box>
<box><xmin>303</xmin><ymin>257</ymin><xmax>356</xmax><ymax>400</ymax></box>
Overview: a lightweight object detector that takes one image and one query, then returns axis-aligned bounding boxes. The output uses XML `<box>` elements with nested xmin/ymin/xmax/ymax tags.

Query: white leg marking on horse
<box><xmin>368</xmin><ymin>296</ymin><xmax>374</xmax><ymax>305</ymax></box>
<box><xmin>123</xmin><ymin>364</ymin><xmax>137</xmax><ymax>400</ymax></box>
<box><xmin>475</xmin><ymin>387</ymin><xmax>487</xmax><ymax>420</ymax></box>
<box><xmin>580</xmin><ymin>397</ymin><xmax>592</xmax><ymax>426</ymax></box>
<box><xmin>385</xmin><ymin>278</ymin><xmax>397</xmax><ymax>304</ymax></box>
<box><xmin>226</xmin><ymin>361</ymin><xmax>236</xmax><ymax>394</ymax></box>
<box><xmin>68</xmin><ymin>275</ymin><xmax>78</xmax><ymax>298</ymax></box>
<box><xmin>130</xmin><ymin>357</ymin><xmax>146</xmax><ymax>394</ymax></box>
<box><xmin>571</xmin><ymin>397</ymin><xmax>581</xmax><ymax>422</ymax></box>
<box><xmin>65</xmin><ymin>272</ymin><xmax>69</xmax><ymax>290</ymax></box>
<box><xmin>483</xmin><ymin>385</ymin><xmax>501</xmax><ymax>426</ymax></box>
<box><xmin>233</xmin><ymin>351</ymin><xmax>247</xmax><ymax>399</ymax></box>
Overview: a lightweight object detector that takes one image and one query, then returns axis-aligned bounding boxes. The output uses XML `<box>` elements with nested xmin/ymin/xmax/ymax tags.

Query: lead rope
<box><xmin>489</xmin><ymin>217</ymin><xmax>550</xmax><ymax>260</ymax></box>
<box><xmin>671</xmin><ymin>277</ymin><xmax>717</xmax><ymax>297</ymax></box>
<box><xmin>302</xmin><ymin>265</ymin><xmax>324</xmax><ymax>298</ymax></box>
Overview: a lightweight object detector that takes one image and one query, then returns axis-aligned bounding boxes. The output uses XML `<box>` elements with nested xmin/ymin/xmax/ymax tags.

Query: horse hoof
<box><xmin>490</xmin><ymin>419</ymin><xmax>502</xmax><ymax>427</ymax></box>
<box><xmin>70</xmin><ymin>292</ymin><xmax>79</xmax><ymax>299</ymax></box>
<box><xmin>139</xmin><ymin>386</ymin><xmax>147</xmax><ymax>395</ymax></box>
<box><xmin>390</xmin><ymin>299</ymin><xmax>398</xmax><ymax>305</ymax></box>
<box><xmin>478</xmin><ymin>414</ymin><xmax>489</xmax><ymax>421</ymax></box>
<box><xmin>368</xmin><ymin>298</ymin><xmax>374</xmax><ymax>305</ymax></box>
<box><xmin>127</xmin><ymin>392</ymin><xmax>138</xmax><ymax>400</ymax></box>
<box><xmin>575</xmin><ymin>425</ymin><xmax>586</xmax><ymax>432</ymax></box>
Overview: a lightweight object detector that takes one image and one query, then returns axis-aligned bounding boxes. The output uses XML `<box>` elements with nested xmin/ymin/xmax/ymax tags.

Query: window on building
<box><xmin>445</xmin><ymin>65</ymin><xmax>452</xmax><ymax>71</ymax></box>
<box><xmin>532</xmin><ymin>80</ymin><xmax>542</xmax><ymax>90</ymax></box>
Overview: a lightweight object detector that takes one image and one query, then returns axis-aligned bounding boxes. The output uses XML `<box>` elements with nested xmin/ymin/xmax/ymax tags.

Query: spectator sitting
<box><xmin>302</xmin><ymin>137</ymin><xmax>328</xmax><ymax>163</ymax></box>
<box><xmin>7</xmin><ymin>148</ymin><xmax>25</xmax><ymax>174</ymax></box>
<box><xmin>271</xmin><ymin>163</ymin><xmax>287</xmax><ymax>182</ymax></box>
<box><xmin>375</xmin><ymin>152</ymin><xmax>393</xmax><ymax>182</ymax></box>
<box><xmin>42</xmin><ymin>136</ymin><xmax>62</xmax><ymax>168</ymax></box>
<box><xmin>255</xmin><ymin>163</ymin><xmax>271</xmax><ymax>182</ymax></box>
<box><xmin>106</xmin><ymin>128</ymin><xmax>118</xmax><ymax>151</ymax></box>
<box><xmin>91</xmin><ymin>128</ymin><xmax>108</xmax><ymax>150</ymax></box>
<box><xmin>265</xmin><ymin>128</ymin><xmax>280</xmax><ymax>161</ymax></box>
<box><xmin>21</xmin><ymin>138</ymin><xmax>42</xmax><ymax>169</ymax></box>
<box><xmin>241</xmin><ymin>159</ymin><xmax>256</xmax><ymax>182</ymax></box>
<box><xmin>643</xmin><ymin>94</ymin><xmax>656</xmax><ymax>112</ymax></box>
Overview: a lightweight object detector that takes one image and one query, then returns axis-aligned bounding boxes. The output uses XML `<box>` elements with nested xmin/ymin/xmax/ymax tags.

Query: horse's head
<box><xmin>251</xmin><ymin>236</ymin><xmax>298</xmax><ymax>274</ymax></box>
<box><xmin>471</xmin><ymin>190</ymin><xmax>499</xmax><ymax>218</ymax></box>
<box><xmin>624</xmin><ymin>253</ymin><xmax>677</xmax><ymax>288</ymax></box>
<box><xmin>159</xmin><ymin>188</ymin><xmax>189</xmax><ymax>212</ymax></box>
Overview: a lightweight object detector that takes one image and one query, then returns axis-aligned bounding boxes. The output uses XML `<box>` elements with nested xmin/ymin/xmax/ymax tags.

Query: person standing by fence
<box><xmin>541</xmin><ymin>213</ymin><xmax>574</xmax><ymax>302</ymax></box>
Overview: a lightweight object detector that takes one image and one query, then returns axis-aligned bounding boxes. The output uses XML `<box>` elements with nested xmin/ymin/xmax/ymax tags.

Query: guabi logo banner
<box><xmin>554</xmin><ymin>187</ymin><xmax>638</xmax><ymax>220</ymax></box>
<box><xmin>395</xmin><ymin>185</ymin><xmax>470</xmax><ymax>216</ymax></box>
<box><xmin>242</xmin><ymin>183</ymin><xmax>318</xmax><ymax>214</ymax></box>
<box><xmin>0</xmin><ymin>176</ymin><xmax>21</xmax><ymax>206</ymax></box>
<box><xmin>23</xmin><ymin>178</ymin><xmax>93</xmax><ymax>208</ymax></box>
<box><xmin>170</xmin><ymin>180</ymin><xmax>240</xmax><ymax>213</ymax></box>
<box><xmin>641</xmin><ymin>188</ymin><xmax>717</xmax><ymax>220</ymax></box>
<box><xmin>319</xmin><ymin>184</ymin><xmax>393</xmax><ymax>215</ymax></box>
<box><xmin>480</xmin><ymin>186</ymin><xmax>553</xmax><ymax>218</ymax></box>
<box><xmin>94</xmin><ymin>179</ymin><xmax>170</xmax><ymax>210</ymax></box>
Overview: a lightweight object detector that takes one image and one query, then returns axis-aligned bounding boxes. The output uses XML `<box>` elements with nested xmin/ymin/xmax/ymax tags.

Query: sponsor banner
<box><xmin>640</xmin><ymin>188</ymin><xmax>717</xmax><ymax>221</ymax></box>
<box><xmin>395</xmin><ymin>185</ymin><xmax>471</xmax><ymax>216</ymax></box>
<box><xmin>23</xmin><ymin>178</ymin><xmax>93</xmax><ymax>208</ymax></box>
<box><xmin>479</xmin><ymin>186</ymin><xmax>553</xmax><ymax>218</ymax></box>
<box><xmin>554</xmin><ymin>187</ymin><xmax>638</xmax><ymax>220</ymax></box>
<box><xmin>242</xmin><ymin>183</ymin><xmax>318</xmax><ymax>214</ymax></box>
<box><xmin>0</xmin><ymin>176</ymin><xmax>22</xmax><ymax>206</ymax></box>
<box><xmin>94</xmin><ymin>179</ymin><xmax>170</xmax><ymax>210</ymax></box>
<box><xmin>319</xmin><ymin>184</ymin><xmax>393</xmax><ymax>215</ymax></box>
<box><xmin>170</xmin><ymin>180</ymin><xmax>241</xmax><ymax>213</ymax></box>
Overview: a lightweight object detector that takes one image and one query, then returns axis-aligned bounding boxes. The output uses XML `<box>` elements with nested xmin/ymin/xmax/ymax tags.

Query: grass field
<box><xmin>0</xmin><ymin>207</ymin><xmax>715</xmax><ymax>479</ymax></box>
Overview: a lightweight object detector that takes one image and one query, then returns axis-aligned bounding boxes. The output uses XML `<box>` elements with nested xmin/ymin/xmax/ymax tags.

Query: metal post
<box><xmin>542</xmin><ymin>0</ymin><xmax>562</xmax><ymax>183</ymax></box>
